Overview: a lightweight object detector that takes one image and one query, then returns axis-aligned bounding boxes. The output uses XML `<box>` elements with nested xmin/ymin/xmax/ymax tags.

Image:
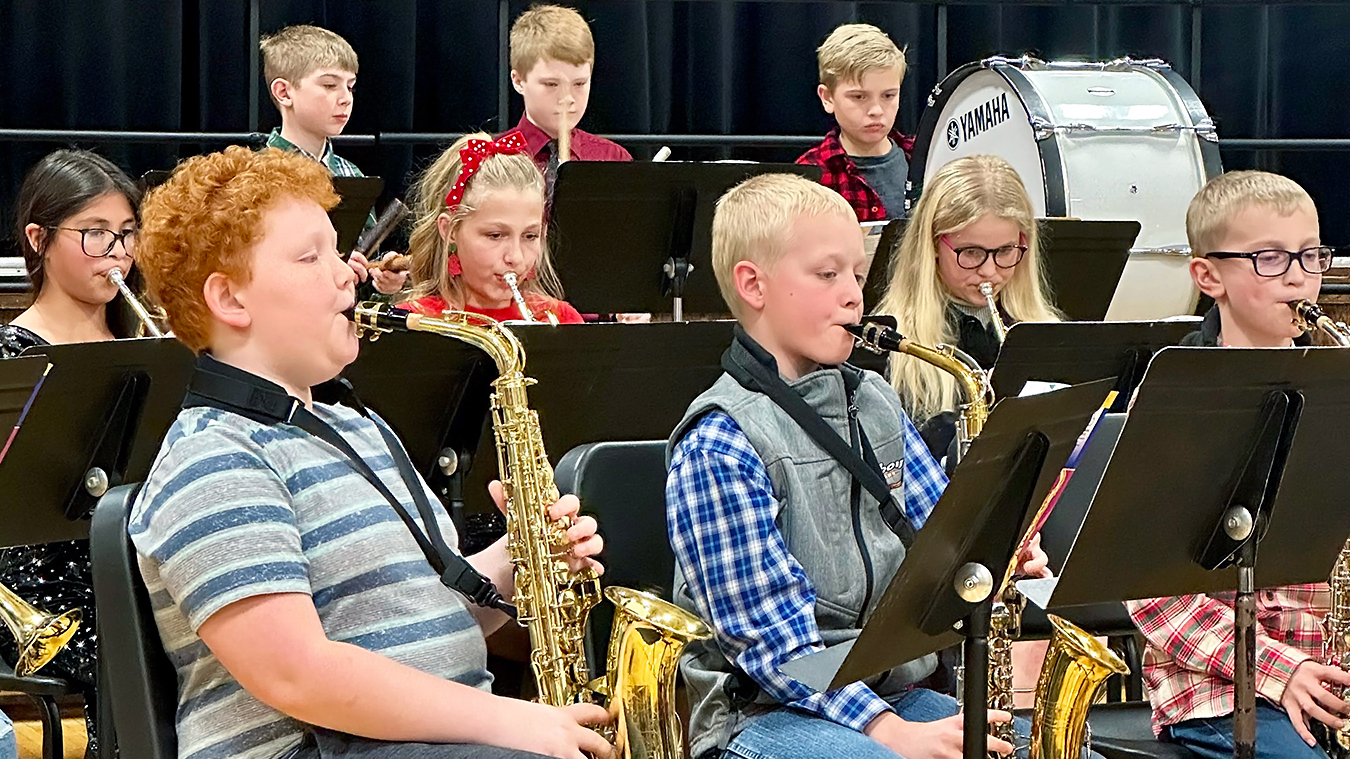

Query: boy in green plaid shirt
<box><xmin>260</xmin><ymin>24</ymin><xmax>405</xmax><ymax>296</ymax></box>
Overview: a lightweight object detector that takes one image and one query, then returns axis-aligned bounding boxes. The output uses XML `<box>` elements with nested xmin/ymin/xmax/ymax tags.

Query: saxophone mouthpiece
<box><xmin>846</xmin><ymin>318</ymin><xmax>906</xmax><ymax>353</ymax></box>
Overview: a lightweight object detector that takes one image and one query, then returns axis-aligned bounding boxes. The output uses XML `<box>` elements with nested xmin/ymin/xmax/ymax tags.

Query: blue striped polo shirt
<box><xmin>130</xmin><ymin>404</ymin><xmax>492</xmax><ymax>759</ymax></box>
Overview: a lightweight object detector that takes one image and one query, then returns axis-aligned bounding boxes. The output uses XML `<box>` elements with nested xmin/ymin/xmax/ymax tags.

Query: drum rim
<box><xmin>906</xmin><ymin>59</ymin><xmax>1067</xmax><ymax>217</ymax></box>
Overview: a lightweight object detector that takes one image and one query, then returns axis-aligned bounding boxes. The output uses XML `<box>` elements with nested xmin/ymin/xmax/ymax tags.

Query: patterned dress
<box><xmin>0</xmin><ymin>323</ymin><xmax>99</xmax><ymax>751</ymax></box>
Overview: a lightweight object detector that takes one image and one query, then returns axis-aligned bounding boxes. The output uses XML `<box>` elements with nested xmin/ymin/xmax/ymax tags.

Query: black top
<box><xmin>0</xmin><ymin>322</ymin><xmax>48</xmax><ymax>357</ymax></box>
<box><xmin>1181</xmin><ymin>305</ymin><xmax>1314</xmax><ymax>348</ymax></box>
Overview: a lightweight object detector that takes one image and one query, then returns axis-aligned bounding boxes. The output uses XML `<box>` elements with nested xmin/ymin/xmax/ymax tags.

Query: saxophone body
<box><xmin>1317</xmin><ymin>539</ymin><xmax>1350</xmax><ymax>757</ymax></box>
<box><xmin>349</xmin><ymin>303</ymin><xmax>709</xmax><ymax>759</ymax></box>
<box><xmin>848</xmin><ymin>319</ymin><xmax>1128</xmax><ymax>758</ymax></box>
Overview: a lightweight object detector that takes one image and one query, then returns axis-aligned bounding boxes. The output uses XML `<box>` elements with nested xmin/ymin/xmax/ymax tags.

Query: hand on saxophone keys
<box><xmin>488</xmin><ymin>480</ymin><xmax>605</xmax><ymax>576</ymax></box>
<box><xmin>1282</xmin><ymin>660</ymin><xmax>1350</xmax><ymax>746</ymax></box>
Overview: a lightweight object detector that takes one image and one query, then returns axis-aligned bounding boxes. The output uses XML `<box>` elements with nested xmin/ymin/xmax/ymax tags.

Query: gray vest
<box><xmin>668</xmin><ymin>367</ymin><xmax>938</xmax><ymax>758</ymax></box>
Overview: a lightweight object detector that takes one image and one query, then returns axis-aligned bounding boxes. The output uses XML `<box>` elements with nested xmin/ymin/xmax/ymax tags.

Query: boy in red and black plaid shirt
<box><xmin>797</xmin><ymin>24</ymin><xmax>912</xmax><ymax>223</ymax></box>
<box><xmin>1126</xmin><ymin>170</ymin><xmax>1350</xmax><ymax>759</ymax></box>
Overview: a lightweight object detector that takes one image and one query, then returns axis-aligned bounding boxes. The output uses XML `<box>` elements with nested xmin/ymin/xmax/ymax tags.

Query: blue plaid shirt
<box><xmin>667</xmin><ymin>409</ymin><xmax>947</xmax><ymax>734</ymax></box>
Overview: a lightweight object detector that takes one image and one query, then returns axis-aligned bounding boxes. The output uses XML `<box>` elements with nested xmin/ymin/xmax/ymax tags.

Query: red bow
<box><xmin>444</xmin><ymin>130</ymin><xmax>530</xmax><ymax>209</ymax></box>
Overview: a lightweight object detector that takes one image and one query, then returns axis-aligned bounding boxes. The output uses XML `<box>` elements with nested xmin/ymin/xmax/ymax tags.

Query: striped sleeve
<box><xmin>130</xmin><ymin>420</ymin><xmax>312</xmax><ymax>631</ymax></box>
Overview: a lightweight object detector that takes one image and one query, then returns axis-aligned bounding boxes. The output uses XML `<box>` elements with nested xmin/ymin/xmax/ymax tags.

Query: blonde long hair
<box><xmin>402</xmin><ymin>132</ymin><xmax>563</xmax><ymax>310</ymax></box>
<box><xmin>875</xmin><ymin>154</ymin><xmax>1061</xmax><ymax>421</ymax></box>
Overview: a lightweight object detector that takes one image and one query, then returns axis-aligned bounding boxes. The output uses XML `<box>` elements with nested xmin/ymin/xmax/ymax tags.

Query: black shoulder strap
<box><xmin>182</xmin><ymin>356</ymin><xmax>514</xmax><ymax>615</ymax></box>
<box><xmin>720</xmin><ymin>329</ymin><xmax>915</xmax><ymax>548</ymax></box>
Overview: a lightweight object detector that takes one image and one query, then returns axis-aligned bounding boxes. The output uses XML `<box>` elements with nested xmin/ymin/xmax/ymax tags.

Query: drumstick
<box><xmin>366</xmin><ymin>253</ymin><xmax>411</xmax><ymax>273</ymax></box>
<box><xmin>557</xmin><ymin>100</ymin><xmax>572</xmax><ymax>164</ymax></box>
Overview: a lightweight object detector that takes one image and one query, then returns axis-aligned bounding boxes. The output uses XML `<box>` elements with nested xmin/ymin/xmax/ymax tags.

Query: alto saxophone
<box><xmin>1316</xmin><ymin>539</ymin><xmax>1350</xmax><ymax>757</ymax></box>
<box><xmin>1290</xmin><ymin>299</ymin><xmax>1350</xmax><ymax>346</ymax></box>
<box><xmin>848</xmin><ymin>319</ymin><xmax>1127</xmax><ymax>758</ymax></box>
<box><xmin>349</xmin><ymin>303</ymin><xmax>710</xmax><ymax>759</ymax></box>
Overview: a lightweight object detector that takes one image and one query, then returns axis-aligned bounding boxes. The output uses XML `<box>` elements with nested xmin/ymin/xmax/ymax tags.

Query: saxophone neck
<box><xmin>348</xmin><ymin>302</ymin><xmax>527</xmax><ymax>376</ymax></box>
<box><xmin>1290</xmin><ymin>299</ymin><xmax>1350</xmax><ymax>346</ymax></box>
<box><xmin>979</xmin><ymin>283</ymin><xmax>1008</xmax><ymax>344</ymax></box>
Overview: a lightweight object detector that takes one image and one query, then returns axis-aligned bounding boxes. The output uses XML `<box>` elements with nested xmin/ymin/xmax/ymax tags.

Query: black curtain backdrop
<box><xmin>3</xmin><ymin>1</ymin><xmax>1348</xmax><ymax>248</ymax></box>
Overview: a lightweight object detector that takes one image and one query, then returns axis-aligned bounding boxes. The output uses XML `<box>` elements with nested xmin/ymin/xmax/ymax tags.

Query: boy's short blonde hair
<box><xmin>510</xmin><ymin>4</ymin><xmax>595</xmax><ymax>76</ymax></box>
<box><xmin>817</xmin><ymin>23</ymin><xmax>907</xmax><ymax>91</ymax></box>
<box><xmin>138</xmin><ymin>147</ymin><xmax>339</xmax><ymax>353</ymax></box>
<box><xmin>712</xmin><ymin>173</ymin><xmax>856</xmax><ymax>320</ymax></box>
<box><xmin>261</xmin><ymin>25</ymin><xmax>359</xmax><ymax>103</ymax></box>
<box><xmin>1187</xmin><ymin>170</ymin><xmax>1317</xmax><ymax>257</ymax></box>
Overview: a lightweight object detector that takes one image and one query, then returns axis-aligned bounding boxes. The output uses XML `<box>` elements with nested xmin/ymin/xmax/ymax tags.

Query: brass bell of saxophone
<box><xmin>1028</xmin><ymin>615</ymin><xmax>1130</xmax><ymax>759</ymax></box>
<box><xmin>1290</xmin><ymin>299</ymin><xmax>1350</xmax><ymax>346</ymax></box>
<box><xmin>979</xmin><ymin>282</ymin><xmax>1008</xmax><ymax>344</ymax></box>
<box><xmin>0</xmin><ymin>582</ymin><xmax>81</xmax><ymax>676</ymax></box>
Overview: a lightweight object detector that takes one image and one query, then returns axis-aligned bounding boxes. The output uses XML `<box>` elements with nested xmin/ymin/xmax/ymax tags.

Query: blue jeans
<box><xmin>1164</xmin><ymin>701</ymin><xmax>1330</xmax><ymax>759</ymax></box>
<box><xmin>0</xmin><ymin>708</ymin><xmax>16</xmax><ymax>759</ymax></box>
<box><xmin>720</xmin><ymin>688</ymin><xmax>1063</xmax><ymax>759</ymax></box>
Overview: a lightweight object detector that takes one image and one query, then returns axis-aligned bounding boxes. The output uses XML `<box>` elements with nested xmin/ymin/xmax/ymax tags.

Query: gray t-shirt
<box><xmin>131</xmin><ymin>404</ymin><xmax>492</xmax><ymax>759</ymax></box>
<box><xmin>852</xmin><ymin>139</ymin><xmax>909</xmax><ymax>218</ymax></box>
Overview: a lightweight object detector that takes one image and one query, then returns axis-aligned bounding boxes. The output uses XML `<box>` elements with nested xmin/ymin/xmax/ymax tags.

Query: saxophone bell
<box><xmin>1289</xmin><ymin>299</ymin><xmax>1350</xmax><ymax>346</ymax></box>
<box><xmin>108</xmin><ymin>267</ymin><xmax>164</xmax><ymax>337</ymax></box>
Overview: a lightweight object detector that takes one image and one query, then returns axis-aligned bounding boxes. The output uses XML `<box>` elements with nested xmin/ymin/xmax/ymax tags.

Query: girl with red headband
<box><xmin>400</xmin><ymin>130</ymin><xmax>583</xmax><ymax>323</ymax></box>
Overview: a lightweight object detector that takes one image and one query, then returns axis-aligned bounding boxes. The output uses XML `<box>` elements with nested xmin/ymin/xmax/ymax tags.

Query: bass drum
<box><xmin>906</xmin><ymin>56</ymin><xmax>1222</xmax><ymax>320</ymax></box>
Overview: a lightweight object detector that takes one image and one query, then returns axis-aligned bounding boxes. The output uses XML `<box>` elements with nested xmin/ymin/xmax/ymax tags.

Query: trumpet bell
<box><xmin>0</xmin><ymin>582</ymin><xmax>82</xmax><ymax>676</ymax></box>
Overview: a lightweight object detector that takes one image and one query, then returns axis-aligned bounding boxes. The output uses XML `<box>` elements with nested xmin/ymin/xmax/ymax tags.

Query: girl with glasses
<box><xmin>875</xmin><ymin>154</ymin><xmax>1062</xmax><ymax>460</ymax></box>
<box><xmin>0</xmin><ymin>148</ymin><xmax>149</xmax><ymax>758</ymax></box>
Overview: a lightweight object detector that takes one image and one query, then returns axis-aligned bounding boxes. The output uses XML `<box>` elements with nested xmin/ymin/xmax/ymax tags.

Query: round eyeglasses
<box><xmin>941</xmin><ymin>235</ymin><xmax>1028</xmax><ymax>270</ymax></box>
<box><xmin>52</xmin><ymin>227</ymin><xmax>138</xmax><ymax>258</ymax></box>
<box><xmin>1204</xmin><ymin>246</ymin><xmax>1334</xmax><ymax>277</ymax></box>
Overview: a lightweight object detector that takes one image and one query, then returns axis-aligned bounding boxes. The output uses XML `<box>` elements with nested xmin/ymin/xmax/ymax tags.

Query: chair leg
<box><xmin>29</xmin><ymin>695</ymin><xmax>63</xmax><ymax>759</ymax></box>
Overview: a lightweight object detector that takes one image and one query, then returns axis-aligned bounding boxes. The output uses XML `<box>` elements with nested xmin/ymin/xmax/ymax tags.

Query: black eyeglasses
<box><xmin>52</xmin><ymin>227</ymin><xmax>137</xmax><ymax>258</ymax></box>
<box><xmin>941</xmin><ymin>235</ymin><xmax>1028</xmax><ymax>270</ymax></box>
<box><xmin>1204</xmin><ymin>246</ymin><xmax>1335</xmax><ymax>277</ymax></box>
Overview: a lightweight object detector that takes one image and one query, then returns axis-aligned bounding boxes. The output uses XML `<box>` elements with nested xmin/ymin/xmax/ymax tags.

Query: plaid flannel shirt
<box><xmin>667</xmin><ymin>409</ymin><xmax>947</xmax><ymax>733</ymax></box>
<box><xmin>796</xmin><ymin>126</ymin><xmax>915</xmax><ymax>222</ymax></box>
<box><xmin>1126</xmin><ymin>584</ymin><xmax>1329</xmax><ymax>734</ymax></box>
<box><xmin>265</xmin><ymin>128</ymin><xmax>376</xmax><ymax>234</ymax></box>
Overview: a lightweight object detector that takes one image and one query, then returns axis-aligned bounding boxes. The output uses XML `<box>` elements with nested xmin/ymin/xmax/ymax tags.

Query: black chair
<box><xmin>0</xmin><ymin>658</ymin><xmax>75</xmax><ymax>759</ymax></box>
<box><xmin>88</xmin><ymin>483</ymin><xmax>177</xmax><ymax>759</ymax></box>
<box><xmin>554</xmin><ymin>440</ymin><xmax>676</xmax><ymax>671</ymax></box>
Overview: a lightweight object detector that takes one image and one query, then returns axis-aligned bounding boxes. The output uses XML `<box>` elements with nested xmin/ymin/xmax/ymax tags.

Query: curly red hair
<box><xmin>137</xmin><ymin>146</ymin><xmax>339</xmax><ymax>353</ymax></box>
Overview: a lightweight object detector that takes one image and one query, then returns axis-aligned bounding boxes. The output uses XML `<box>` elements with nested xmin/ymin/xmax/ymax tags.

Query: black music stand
<box><xmin>862</xmin><ymin>219</ymin><xmax>1138</xmax><ymax>321</ymax></box>
<box><xmin>0</xmin><ymin>339</ymin><xmax>195</xmax><ymax>546</ymax></box>
<box><xmin>783</xmin><ymin>379</ymin><xmax>1115</xmax><ymax>759</ymax></box>
<box><xmin>548</xmin><ymin>162</ymin><xmax>821</xmax><ymax>318</ymax></box>
<box><xmin>1016</xmin><ymin>347</ymin><xmax>1350</xmax><ymax>759</ymax></box>
<box><xmin>331</xmin><ymin>177</ymin><xmax>383</xmax><ymax>254</ymax></box>
<box><xmin>990</xmin><ymin>319</ymin><xmax>1200</xmax><ymax>406</ymax></box>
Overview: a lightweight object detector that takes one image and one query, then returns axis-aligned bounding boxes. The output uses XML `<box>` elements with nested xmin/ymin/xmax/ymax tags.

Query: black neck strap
<box><xmin>719</xmin><ymin>328</ymin><xmax>915</xmax><ymax>548</ymax></box>
<box><xmin>181</xmin><ymin>354</ymin><xmax>514</xmax><ymax>615</ymax></box>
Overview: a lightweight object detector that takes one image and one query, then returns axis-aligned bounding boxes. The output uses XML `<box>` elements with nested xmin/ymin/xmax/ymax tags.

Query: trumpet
<box><xmin>0</xmin><ymin>582</ymin><xmax>81</xmax><ymax>676</ymax></box>
<box><xmin>503</xmin><ymin>272</ymin><xmax>560</xmax><ymax>326</ymax></box>
<box><xmin>979</xmin><ymin>282</ymin><xmax>1009</xmax><ymax>344</ymax></box>
<box><xmin>1290</xmin><ymin>299</ymin><xmax>1350</xmax><ymax>346</ymax></box>
<box><xmin>108</xmin><ymin>267</ymin><xmax>164</xmax><ymax>337</ymax></box>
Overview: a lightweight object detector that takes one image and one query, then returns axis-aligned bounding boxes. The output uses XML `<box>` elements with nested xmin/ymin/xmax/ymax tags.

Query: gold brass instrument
<box><xmin>503</xmin><ymin>272</ymin><xmax>560</xmax><ymax>326</ymax></box>
<box><xmin>108</xmin><ymin>267</ymin><xmax>164</xmax><ymax>337</ymax></box>
<box><xmin>1029</xmin><ymin>616</ymin><xmax>1130</xmax><ymax>759</ymax></box>
<box><xmin>846</xmin><ymin>320</ymin><xmax>991</xmax><ymax>462</ymax></box>
<box><xmin>348</xmin><ymin>303</ymin><xmax>710</xmax><ymax>759</ymax></box>
<box><xmin>979</xmin><ymin>282</ymin><xmax>1009</xmax><ymax>344</ymax></box>
<box><xmin>0</xmin><ymin>582</ymin><xmax>81</xmax><ymax>676</ymax></box>
<box><xmin>849</xmin><ymin>319</ymin><xmax>1127</xmax><ymax>758</ymax></box>
<box><xmin>1316</xmin><ymin>539</ymin><xmax>1350</xmax><ymax>757</ymax></box>
<box><xmin>1290</xmin><ymin>299</ymin><xmax>1350</xmax><ymax>346</ymax></box>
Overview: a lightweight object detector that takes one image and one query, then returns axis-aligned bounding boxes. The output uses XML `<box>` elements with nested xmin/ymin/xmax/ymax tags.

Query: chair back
<box><xmin>89</xmin><ymin>483</ymin><xmax>177</xmax><ymax>759</ymax></box>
